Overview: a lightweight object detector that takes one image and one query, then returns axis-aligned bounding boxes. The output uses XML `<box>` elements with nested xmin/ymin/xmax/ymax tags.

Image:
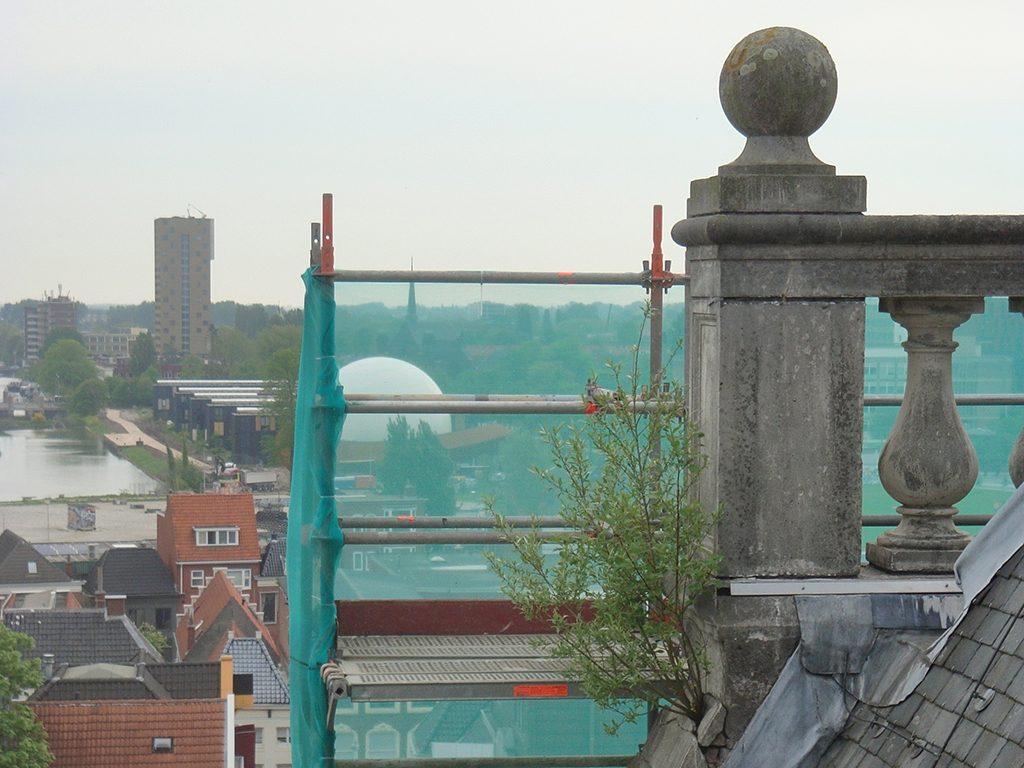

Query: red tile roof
<box><xmin>158</xmin><ymin>493</ymin><xmax>260</xmax><ymax>565</ymax></box>
<box><xmin>177</xmin><ymin>570</ymin><xmax>282</xmax><ymax>663</ymax></box>
<box><xmin>31</xmin><ymin>699</ymin><xmax>226</xmax><ymax>767</ymax></box>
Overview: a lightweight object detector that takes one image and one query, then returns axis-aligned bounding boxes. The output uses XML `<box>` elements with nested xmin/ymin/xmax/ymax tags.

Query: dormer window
<box><xmin>195</xmin><ymin>527</ymin><xmax>239</xmax><ymax>546</ymax></box>
<box><xmin>27</xmin><ymin>561</ymin><xmax>37</xmax><ymax>574</ymax></box>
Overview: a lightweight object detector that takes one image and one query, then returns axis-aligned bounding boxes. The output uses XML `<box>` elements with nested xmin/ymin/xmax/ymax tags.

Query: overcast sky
<box><xmin>3</xmin><ymin>1</ymin><xmax>1023</xmax><ymax>307</ymax></box>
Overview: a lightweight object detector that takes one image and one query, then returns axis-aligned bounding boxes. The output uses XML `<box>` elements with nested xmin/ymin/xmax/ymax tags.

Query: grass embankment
<box><xmin>120</xmin><ymin>444</ymin><xmax>172</xmax><ymax>485</ymax></box>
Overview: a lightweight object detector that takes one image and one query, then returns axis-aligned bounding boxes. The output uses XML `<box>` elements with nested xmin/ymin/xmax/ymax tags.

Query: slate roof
<box><xmin>255</xmin><ymin>503</ymin><xmax>288</xmax><ymax>540</ymax></box>
<box><xmin>0</xmin><ymin>529</ymin><xmax>74</xmax><ymax>586</ymax></box>
<box><xmin>223</xmin><ymin>636</ymin><xmax>289</xmax><ymax>704</ymax></box>
<box><xmin>31</xmin><ymin>699</ymin><xmax>226</xmax><ymax>768</ymax></box>
<box><xmin>177</xmin><ymin>570</ymin><xmax>282</xmax><ymax>663</ymax></box>
<box><xmin>3</xmin><ymin>609</ymin><xmax>162</xmax><ymax>666</ymax></box>
<box><xmin>29</xmin><ymin>661</ymin><xmax>220</xmax><ymax>702</ymax></box>
<box><xmin>817</xmin><ymin>546</ymin><xmax>1024</xmax><ymax>768</ymax></box>
<box><xmin>149</xmin><ymin>661</ymin><xmax>221</xmax><ymax>699</ymax></box>
<box><xmin>84</xmin><ymin>546</ymin><xmax>178</xmax><ymax>597</ymax></box>
<box><xmin>260</xmin><ymin>538</ymin><xmax>286</xmax><ymax>577</ymax></box>
<box><xmin>157</xmin><ymin>492</ymin><xmax>260</xmax><ymax>565</ymax></box>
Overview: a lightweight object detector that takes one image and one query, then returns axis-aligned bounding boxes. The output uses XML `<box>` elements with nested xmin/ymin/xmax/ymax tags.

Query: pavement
<box><xmin>0</xmin><ymin>497</ymin><xmax>163</xmax><ymax>544</ymax></box>
<box><xmin>104</xmin><ymin>408</ymin><xmax>212</xmax><ymax>471</ymax></box>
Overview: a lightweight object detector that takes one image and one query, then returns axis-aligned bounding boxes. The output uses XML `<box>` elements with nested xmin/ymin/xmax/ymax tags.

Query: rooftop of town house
<box><xmin>157</xmin><ymin>492</ymin><xmax>261</xmax><ymax>565</ymax></box>
<box><xmin>84</xmin><ymin>546</ymin><xmax>178</xmax><ymax>598</ymax></box>
<box><xmin>177</xmin><ymin>569</ymin><xmax>281</xmax><ymax>663</ymax></box>
<box><xmin>30</xmin><ymin>698</ymin><xmax>227</xmax><ymax>768</ymax></box>
<box><xmin>223</xmin><ymin>636</ymin><xmax>289</xmax><ymax>704</ymax></box>
<box><xmin>29</xmin><ymin>660</ymin><xmax>220</xmax><ymax>702</ymax></box>
<box><xmin>0</xmin><ymin>528</ymin><xmax>76</xmax><ymax>587</ymax></box>
<box><xmin>259</xmin><ymin>537</ymin><xmax>286</xmax><ymax>578</ymax></box>
<box><xmin>4</xmin><ymin>608</ymin><xmax>162</xmax><ymax>667</ymax></box>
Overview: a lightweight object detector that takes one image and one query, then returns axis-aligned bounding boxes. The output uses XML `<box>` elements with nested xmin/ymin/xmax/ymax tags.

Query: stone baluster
<box><xmin>867</xmin><ymin>298</ymin><xmax>984</xmax><ymax>573</ymax></box>
<box><xmin>1011</xmin><ymin>298</ymin><xmax>1024</xmax><ymax>488</ymax></box>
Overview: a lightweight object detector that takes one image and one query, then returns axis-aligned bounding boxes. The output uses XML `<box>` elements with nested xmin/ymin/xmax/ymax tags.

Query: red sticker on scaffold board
<box><xmin>513</xmin><ymin>684</ymin><xmax>568</xmax><ymax>698</ymax></box>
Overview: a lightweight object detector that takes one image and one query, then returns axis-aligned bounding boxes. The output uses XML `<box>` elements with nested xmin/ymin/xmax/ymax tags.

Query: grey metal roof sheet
<box><xmin>328</xmin><ymin>634</ymin><xmax>585</xmax><ymax>701</ymax></box>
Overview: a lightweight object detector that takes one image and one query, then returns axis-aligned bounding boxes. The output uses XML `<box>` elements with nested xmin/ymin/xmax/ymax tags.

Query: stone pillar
<box><xmin>866</xmin><ymin>299</ymin><xmax>982</xmax><ymax>572</ymax></box>
<box><xmin>673</xmin><ymin>27</ymin><xmax>866</xmax><ymax>738</ymax></box>
<box><xmin>1010</xmin><ymin>298</ymin><xmax>1024</xmax><ymax>489</ymax></box>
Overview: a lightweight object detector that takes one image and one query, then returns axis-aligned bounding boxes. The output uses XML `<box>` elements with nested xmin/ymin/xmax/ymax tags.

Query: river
<box><xmin>0</xmin><ymin>377</ymin><xmax>161</xmax><ymax>501</ymax></box>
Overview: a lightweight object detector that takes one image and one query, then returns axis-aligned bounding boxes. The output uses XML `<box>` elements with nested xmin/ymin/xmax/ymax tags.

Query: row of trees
<box><xmin>24</xmin><ymin>329</ymin><xmax>158</xmax><ymax>418</ymax></box>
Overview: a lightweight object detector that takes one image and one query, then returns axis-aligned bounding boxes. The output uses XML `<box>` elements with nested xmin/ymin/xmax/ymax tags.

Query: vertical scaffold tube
<box><xmin>287</xmin><ymin>266</ymin><xmax>346</xmax><ymax>767</ymax></box>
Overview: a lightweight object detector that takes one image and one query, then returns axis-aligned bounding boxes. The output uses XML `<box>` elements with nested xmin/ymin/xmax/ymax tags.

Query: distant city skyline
<box><xmin>3</xmin><ymin>2</ymin><xmax>1023</xmax><ymax>306</ymax></box>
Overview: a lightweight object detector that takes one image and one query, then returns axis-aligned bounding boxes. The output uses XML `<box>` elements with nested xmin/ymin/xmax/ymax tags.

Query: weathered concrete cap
<box><xmin>720</xmin><ymin>27</ymin><xmax>837</xmax><ymax>139</ymax></box>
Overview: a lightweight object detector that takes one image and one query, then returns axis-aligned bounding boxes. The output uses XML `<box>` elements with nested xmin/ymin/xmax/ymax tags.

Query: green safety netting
<box><xmin>288</xmin><ymin>268</ymin><xmax>346</xmax><ymax>767</ymax></box>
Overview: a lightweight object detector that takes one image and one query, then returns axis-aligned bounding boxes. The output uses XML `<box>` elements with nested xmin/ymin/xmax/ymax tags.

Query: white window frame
<box><xmin>214</xmin><ymin>567</ymin><xmax>252</xmax><ymax>590</ymax></box>
<box><xmin>191</xmin><ymin>569</ymin><xmax>205</xmax><ymax>588</ymax></box>
<box><xmin>406</xmin><ymin>700</ymin><xmax>435</xmax><ymax>714</ymax></box>
<box><xmin>194</xmin><ymin>527</ymin><xmax>239</xmax><ymax>546</ymax></box>
<box><xmin>276</xmin><ymin>726</ymin><xmax>291</xmax><ymax>744</ymax></box>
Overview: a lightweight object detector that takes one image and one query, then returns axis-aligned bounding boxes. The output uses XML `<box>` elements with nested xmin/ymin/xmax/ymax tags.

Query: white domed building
<box><xmin>338</xmin><ymin>357</ymin><xmax>452</xmax><ymax>443</ymax></box>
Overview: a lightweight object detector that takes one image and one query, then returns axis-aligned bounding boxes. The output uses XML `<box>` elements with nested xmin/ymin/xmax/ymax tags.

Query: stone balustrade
<box><xmin>670</xmin><ymin>25</ymin><xmax>1024</xmax><ymax>737</ymax></box>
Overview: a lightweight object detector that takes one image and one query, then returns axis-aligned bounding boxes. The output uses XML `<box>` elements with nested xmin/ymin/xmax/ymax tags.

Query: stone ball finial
<box><xmin>720</xmin><ymin>27</ymin><xmax>837</xmax><ymax>138</ymax></box>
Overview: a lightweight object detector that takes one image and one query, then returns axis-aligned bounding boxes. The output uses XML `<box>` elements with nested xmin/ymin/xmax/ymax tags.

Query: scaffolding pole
<box><xmin>340</xmin><ymin>530</ymin><xmax>579</xmax><ymax>545</ymax></box>
<box><xmin>339</xmin><ymin>516</ymin><xmax>570</xmax><ymax>529</ymax></box>
<box><xmin>320</xmin><ymin>268</ymin><xmax>686</xmax><ymax>286</ymax></box>
<box><xmin>336</xmin><ymin>393</ymin><xmax>1024</xmax><ymax>413</ymax></box>
<box><xmin>343</xmin><ymin>399</ymin><xmax>676</xmax><ymax>415</ymax></box>
<box><xmin>333</xmin><ymin>757</ymin><xmax>633</xmax><ymax>768</ymax></box>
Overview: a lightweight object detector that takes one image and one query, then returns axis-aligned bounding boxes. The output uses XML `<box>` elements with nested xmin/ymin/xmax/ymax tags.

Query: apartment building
<box><xmin>154</xmin><ymin>216</ymin><xmax>213</xmax><ymax>358</ymax></box>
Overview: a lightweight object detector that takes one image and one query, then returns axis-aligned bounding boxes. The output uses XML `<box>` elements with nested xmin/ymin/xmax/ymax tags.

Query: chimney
<box><xmin>219</xmin><ymin>654</ymin><xmax>234</xmax><ymax>699</ymax></box>
<box><xmin>96</xmin><ymin>562</ymin><xmax>104</xmax><ymax>594</ymax></box>
<box><xmin>104</xmin><ymin>596</ymin><xmax>125</xmax><ymax>617</ymax></box>
<box><xmin>41</xmin><ymin>653</ymin><xmax>55</xmax><ymax>680</ymax></box>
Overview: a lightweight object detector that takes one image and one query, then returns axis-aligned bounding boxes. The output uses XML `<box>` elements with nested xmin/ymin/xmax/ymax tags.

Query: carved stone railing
<box><xmin>670</xmin><ymin>25</ymin><xmax>1024</xmax><ymax>736</ymax></box>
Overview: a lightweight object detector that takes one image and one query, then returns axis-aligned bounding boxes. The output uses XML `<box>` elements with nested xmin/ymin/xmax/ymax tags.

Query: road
<box><xmin>104</xmin><ymin>408</ymin><xmax>212</xmax><ymax>471</ymax></box>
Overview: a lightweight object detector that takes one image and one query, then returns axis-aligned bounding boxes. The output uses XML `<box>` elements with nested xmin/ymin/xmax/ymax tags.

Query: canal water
<box><xmin>0</xmin><ymin>378</ymin><xmax>160</xmax><ymax>501</ymax></box>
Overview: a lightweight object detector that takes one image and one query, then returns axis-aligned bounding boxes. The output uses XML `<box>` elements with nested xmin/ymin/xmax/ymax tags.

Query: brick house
<box><xmin>83</xmin><ymin>546</ymin><xmax>181</xmax><ymax>656</ymax></box>
<box><xmin>29</xmin><ymin>655</ymin><xmax>256</xmax><ymax>767</ymax></box>
<box><xmin>257</xmin><ymin>537</ymin><xmax>288</xmax><ymax>662</ymax></box>
<box><xmin>176</xmin><ymin>570</ymin><xmax>282</xmax><ymax>663</ymax></box>
<box><xmin>157</xmin><ymin>493</ymin><xmax>261</xmax><ymax>608</ymax></box>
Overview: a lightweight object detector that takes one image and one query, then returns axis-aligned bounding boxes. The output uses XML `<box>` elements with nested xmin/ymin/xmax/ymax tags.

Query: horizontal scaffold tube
<box><xmin>332</xmin><ymin>757</ymin><xmax>633</xmax><ymax>768</ymax></box>
<box><xmin>344</xmin><ymin>399</ymin><xmax>676</xmax><ymax>415</ymax></box>
<box><xmin>338</xmin><ymin>516</ymin><xmax>994</xmax><ymax>532</ymax></box>
<box><xmin>338</xmin><ymin>394</ymin><xmax>1024</xmax><ymax>412</ymax></box>
<box><xmin>864</xmin><ymin>394</ymin><xmax>1024</xmax><ymax>406</ymax></box>
<box><xmin>339</xmin><ymin>516</ymin><xmax>570</xmax><ymax>529</ymax></box>
<box><xmin>344</xmin><ymin>393</ymin><xmax>581</xmax><ymax>402</ymax></box>
<box><xmin>341</xmin><ymin>530</ymin><xmax>576</xmax><ymax>545</ymax></box>
<box><xmin>322</xmin><ymin>268</ymin><xmax>686</xmax><ymax>286</ymax></box>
